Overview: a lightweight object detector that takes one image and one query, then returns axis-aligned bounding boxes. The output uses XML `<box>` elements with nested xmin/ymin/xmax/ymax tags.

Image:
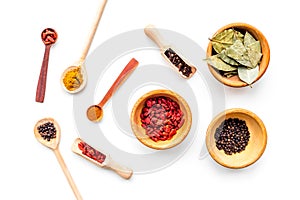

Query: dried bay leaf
<box><xmin>211</xmin><ymin>29</ymin><xmax>234</xmax><ymax>53</ymax></box>
<box><xmin>225</xmin><ymin>40</ymin><xmax>253</xmax><ymax>67</ymax></box>
<box><xmin>206</xmin><ymin>55</ymin><xmax>237</xmax><ymax>72</ymax></box>
<box><xmin>223</xmin><ymin>70</ymin><xmax>238</xmax><ymax>78</ymax></box>
<box><xmin>244</xmin><ymin>32</ymin><xmax>257</xmax><ymax>47</ymax></box>
<box><xmin>248</xmin><ymin>40</ymin><xmax>261</xmax><ymax>53</ymax></box>
<box><xmin>233</xmin><ymin>30</ymin><xmax>244</xmax><ymax>42</ymax></box>
<box><xmin>247</xmin><ymin>47</ymin><xmax>262</xmax><ymax>67</ymax></box>
<box><xmin>238</xmin><ymin>65</ymin><xmax>259</xmax><ymax>85</ymax></box>
<box><xmin>218</xmin><ymin>50</ymin><xmax>240</xmax><ymax>66</ymax></box>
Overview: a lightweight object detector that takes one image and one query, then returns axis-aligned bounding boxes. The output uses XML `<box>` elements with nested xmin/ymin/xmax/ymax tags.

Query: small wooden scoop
<box><xmin>34</xmin><ymin>118</ymin><xmax>82</xmax><ymax>200</ymax></box>
<box><xmin>72</xmin><ymin>138</ymin><xmax>133</xmax><ymax>179</ymax></box>
<box><xmin>144</xmin><ymin>24</ymin><xmax>197</xmax><ymax>79</ymax></box>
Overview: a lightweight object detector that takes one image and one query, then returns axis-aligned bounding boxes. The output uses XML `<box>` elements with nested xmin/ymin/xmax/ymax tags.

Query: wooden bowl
<box><xmin>206</xmin><ymin>108</ymin><xmax>267</xmax><ymax>169</ymax></box>
<box><xmin>130</xmin><ymin>89</ymin><xmax>192</xmax><ymax>150</ymax></box>
<box><xmin>206</xmin><ymin>22</ymin><xmax>270</xmax><ymax>87</ymax></box>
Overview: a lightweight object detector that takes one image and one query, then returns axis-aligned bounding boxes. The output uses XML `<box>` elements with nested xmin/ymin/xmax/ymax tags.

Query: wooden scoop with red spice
<box><xmin>72</xmin><ymin>138</ymin><xmax>133</xmax><ymax>179</ymax></box>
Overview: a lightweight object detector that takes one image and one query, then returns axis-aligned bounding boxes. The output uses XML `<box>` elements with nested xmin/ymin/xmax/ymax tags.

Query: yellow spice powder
<box><xmin>63</xmin><ymin>67</ymin><xmax>83</xmax><ymax>91</ymax></box>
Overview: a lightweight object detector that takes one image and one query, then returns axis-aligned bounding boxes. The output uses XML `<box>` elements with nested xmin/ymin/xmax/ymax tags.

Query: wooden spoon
<box><xmin>144</xmin><ymin>24</ymin><xmax>197</xmax><ymax>79</ymax></box>
<box><xmin>72</xmin><ymin>138</ymin><xmax>133</xmax><ymax>179</ymax></box>
<box><xmin>34</xmin><ymin>118</ymin><xmax>82</xmax><ymax>200</ymax></box>
<box><xmin>61</xmin><ymin>0</ymin><xmax>107</xmax><ymax>94</ymax></box>
<box><xmin>35</xmin><ymin>28</ymin><xmax>58</xmax><ymax>103</ymax></box>
<box><xmin>86</xmin><ymin>58</ymin><xmax>139</xmax><ymax>122</ymax></box>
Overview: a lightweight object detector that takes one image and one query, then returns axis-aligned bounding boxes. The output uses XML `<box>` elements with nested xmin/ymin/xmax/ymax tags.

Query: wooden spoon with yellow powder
<box><xmin>61</xmin><ymin>0</ymin><xmax>107</xmax><ymax>94</ymax></box>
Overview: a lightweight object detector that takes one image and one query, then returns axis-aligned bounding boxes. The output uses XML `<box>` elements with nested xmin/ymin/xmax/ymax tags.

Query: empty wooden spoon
<box><xmin>34</xmin><ymin>118</ymin><xmax>82</xmax><ymax>200</ymax></box>
<box><xmin>86</xmin><ymin>58</ymin><xmax>139</xmax><ymax>122</ymax></box>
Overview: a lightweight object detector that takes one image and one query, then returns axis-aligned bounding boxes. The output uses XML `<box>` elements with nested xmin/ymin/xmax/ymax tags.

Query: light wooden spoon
<box><xmin>72</xmin><ymin>138</ymin><xmax>133</xmax><ymax>179</ymax></box>
<box><xmin>61</xmin><ymin>0</ymin><xmax>107</xmax><ymax>94</ymax></box>
<box><xmin>34</xmin><ymin>118</ymin><xmax>82</xmax><ymax>200</ymax></box>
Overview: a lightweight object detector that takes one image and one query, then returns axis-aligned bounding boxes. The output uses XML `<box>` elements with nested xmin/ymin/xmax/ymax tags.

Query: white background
<box><xmin>1</xmin><ymin>0</ymin><xmax>299</xmax><ymax>199</ymax></box>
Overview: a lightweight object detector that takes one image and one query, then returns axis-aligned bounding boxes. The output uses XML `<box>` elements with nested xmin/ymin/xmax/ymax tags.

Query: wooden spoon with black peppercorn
<box><xmin>34</xmin><ymin>118</ymin><xmax>83</xmax><ymax>200</ymax></box>
<box><xmin>144</xmin><ymin>24</ymin><xmax>197</xmax><ymax>79</ymax></box>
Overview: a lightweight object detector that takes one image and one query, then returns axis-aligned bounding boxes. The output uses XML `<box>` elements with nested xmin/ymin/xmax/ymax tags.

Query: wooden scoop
<box><xmin>72</xmin><ymin>138</ymin><xmax>133</xmax><ymax>179</ymax></box>
<box><xmin>34</xmin><ymin>118</ymin><xmax>82</xmax><ymax>200</ymax></box>
<box><xmin>144</xmin><ymin>24</ymin><xmax>197</xmax><ymax>79</ymax></box>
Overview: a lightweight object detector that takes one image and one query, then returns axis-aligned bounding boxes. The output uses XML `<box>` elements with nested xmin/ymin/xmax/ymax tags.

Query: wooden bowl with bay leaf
<box><xmin>206</xmin><ymin>23</ymin><xmax>270</xmax><ymax>87</ymax></box>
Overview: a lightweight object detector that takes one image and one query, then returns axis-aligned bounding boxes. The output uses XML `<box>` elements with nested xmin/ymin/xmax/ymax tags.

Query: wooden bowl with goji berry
<box><xmin>130</xmin><ymin>89</ymin><xmax>192</xmax><ymax>150</ymax></box>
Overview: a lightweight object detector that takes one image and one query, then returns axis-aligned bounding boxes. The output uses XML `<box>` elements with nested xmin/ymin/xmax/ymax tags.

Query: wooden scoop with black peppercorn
<box><xmin>144</xmin><ymin>24</ymin><xmax>197</xmax><ymax>78</ymax></box>
<box><xmin>34</xmin><ymin>118</ymin><xmax>83</xmax><ymax>200</ymax></box>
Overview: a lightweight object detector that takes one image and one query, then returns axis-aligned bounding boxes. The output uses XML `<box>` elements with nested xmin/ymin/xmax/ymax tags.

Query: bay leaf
<box><xmin>233</xmin><ymin>30</ymin><xmax>244</xmax><ymax>42</ymax></box>
<box><xmin>225</xmin><ymin>40</ymin><xmax>247</xmax><ymax>60</ymax></box>
<box><xmin>238</xmin><ymin>65</ymin><xmax>259</xmax><ymax>85</ymax></box>
<box><xmin>247</xmin><ymin>40</ymin><xmax>261</xmax><ymax>53</ymax></box>
<box><xmin>225</xmin><ymin>40</ymin><xmax>253</xmax><ymax>67</ymax></box>
<box><xmin>223</xmin><ymin>70</ymin><xmax>238</xmax><ymax>78</ymax></box>
<box><xmin>247</xmin><ymin>47</ymin><xmax>262</xmax><ymax>67</ymax></box>
<box><xmin>206</xmin><ymin>55</ymin><xmax>237</xmax><ymax>72</ymax></box>
<box><xmin>244</xmin><ymin>31</ymin><xmax>257</xmax><ymax>47</ymax></box>
<box><xmin>217</xmin><ymin>50</ymin><xmax>240</xmax><ymax>66</ymax></box>
<box><xmin>211</xmin><ymin>29</ymin><xmax>234</xmax><ymax>53</ymax></box>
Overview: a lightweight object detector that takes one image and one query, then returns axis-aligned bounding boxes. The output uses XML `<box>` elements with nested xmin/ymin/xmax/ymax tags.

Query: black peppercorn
<box><xmin>214</xmin><ymin>118</ymin><xmax>250</xmax><ymax>155</ymax></box>
<box><xmin>37</xmin><ymin>122</ymin><xmax>57</xmax><ymax>141</ymax></box>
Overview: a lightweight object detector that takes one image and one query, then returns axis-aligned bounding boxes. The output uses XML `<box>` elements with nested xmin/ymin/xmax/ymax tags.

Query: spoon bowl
<box><xmin>61</xmin><ymin>63</ymin><xmax>88</xmax><ymax>94</ymax></box>
<box><xmin>34</xmin><ymin>117</ymin><xmax>60</xmax><ymax>150</ymax></box>
<box><xmin>86</xmin><ymin>105</ymin><xmax>103</xmax><ymax>122</ymax></box>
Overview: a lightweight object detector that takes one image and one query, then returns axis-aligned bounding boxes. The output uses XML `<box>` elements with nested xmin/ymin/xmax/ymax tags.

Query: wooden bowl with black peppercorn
<box><xmin>130</xmin><ymin>89</ymin><xmax>192</xmax><ymax>150</ymax></box>
<box><xmin>206</xmin><ymin>23</ymin><xmax>270</xmax><ymax>87</ymax></box>
<box><xmin>206</xmin><ymin>108</ymin><xmax>267</xmax><ymax>169</ymax></box>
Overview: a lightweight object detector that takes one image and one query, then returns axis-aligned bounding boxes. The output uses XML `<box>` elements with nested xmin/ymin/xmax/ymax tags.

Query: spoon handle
<box><xmin>80</xmin><ymin>0</ymin><xmax>107</xmax><ymax>62</ymax></box>
<box><xmin>53</xmin><ymin>149</ymin><xmax>83</xmax><ymax>200</ymax></box>
<box><xmin>105</xmin><ymin>156</ymin><xmax>133</xmax><ymax>179</ymax></box>
<box><xmin>36</xmin><ymin>45</ymin><xmax>51</xmax><ymax>103</ymax></box>
<box><xmin>144</xmin><ymin>24</ymin><xmax>166</xmax><ymax>50</ymax></box>
<box><xmin>99</xmin><ymin>58</ymin><xmax>139</xmax><ymax>107</ymax></box>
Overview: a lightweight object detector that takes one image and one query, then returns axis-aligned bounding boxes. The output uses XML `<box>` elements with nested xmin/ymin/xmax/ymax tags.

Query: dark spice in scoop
<box><xmin>164</xmin><ymin>48</ymin><xmax>192</xmax><ymax>77</ymax></box>
<box><xmin>214</xmin><ymin>118</ymin><xmax>250</xmax><ymax>155</ymax></box>
<box><xmin>37</xmin><ymin>122</ymin><xmax>57</xmax><ymax>141</ymax></box>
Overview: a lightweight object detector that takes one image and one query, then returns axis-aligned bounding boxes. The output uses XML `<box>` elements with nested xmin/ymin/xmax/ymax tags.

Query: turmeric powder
<box><xmin>62</xmin><ymin>66</ymin><xmax>83</xmax><ymax>91</ymax></box>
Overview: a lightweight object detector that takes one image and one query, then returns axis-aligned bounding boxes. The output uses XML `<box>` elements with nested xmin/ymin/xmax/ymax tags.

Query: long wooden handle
<box><xmin>36</xmin><ymin>45</ymin><xmax>51</xmax><ymax>103</ymax></box>
<box><xmin>144</xmin><ymin>24</ymin><xmax>166</xmax><ymax>50</ymax></box>
<box><xmin>53</xmin><ymin>149</ymin><xmax>83</xmax><ymax>200</ymax></box>
<box><xmin>80</xmin><ymin>0</ymin><xmax>108</xmax><ymax>62</ymax></box>
<box><xmin>105</xmin><ymin>157</ymin><xmax>133</xmax><ymax>179</ymax></box>
<box><xmin>98</xmin><ymin>58</ymin><xmax>139</xmax><ymax>107</ymax></box>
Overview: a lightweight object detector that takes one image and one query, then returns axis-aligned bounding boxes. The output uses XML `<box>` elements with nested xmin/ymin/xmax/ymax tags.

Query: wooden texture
<box><xmin>61</xmin><ymin>0</ymin><xmax>107</xmax><ymax>94</ymax></box>
<box><xmin>80</xmin><ymin>0</ymin><xmax>107</xmax><ymax>62</ymax></box>
<box><xmin>144</xmin><ymin>24</ymin><xmax>197</xmax><ymax>78</ymax></box>
<box><xmin>206</xmin><ymin>22</ymin><xmax>270</xmax><ymax>87</ymax></box>
<box><xmin>206</xmin><ymin>108</ymin><xmax>267</xmax><ymax>169</ymax></box>
<box><xmin>86</xmin><ymin>58</ymin><xmax>139</xmax><ymax>122</ymax></box>
<box><xmin>72</xmin><ymin>138</ymin><xmax>133</xmax><ymax>179</ymax></box>
<box><xmin>130</xmin><ymin>89</ymin><xmax>192</xmax><ymax>150</ymax></box>
<box><xmin>34</xmin><ymin>118</ymin><xmax>83</xmax><ymax>199</ymax></box>
<box><xmin>35</xmin><ymin>45</ymin><xmax>51</xmax><ymax>103</ymax></box>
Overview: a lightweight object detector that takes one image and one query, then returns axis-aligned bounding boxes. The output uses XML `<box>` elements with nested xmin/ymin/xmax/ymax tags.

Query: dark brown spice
<box><xmin>214</xmin><ymin>118</ymin><xmax>250</xmax><ymax>155</ymax></box>
<box><xmin>37</xmin><ymin>122</ymin><xmax>57</xmax><ymax>141</ymax></box>
<box><xmin>164</xmin><ymin>48</ymin><xmax>192</xmax><ymax>77</ymax></box>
